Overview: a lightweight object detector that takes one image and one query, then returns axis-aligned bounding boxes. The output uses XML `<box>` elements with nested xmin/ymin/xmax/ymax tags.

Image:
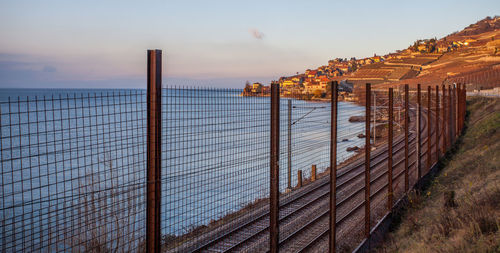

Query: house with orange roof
<box><xmin>307</xmin><ymin>70</ymin><xmax>318</xmax><ymax>78</ymax></box>
<box><xmin>303</xmin><ymin>81</ymin><xmax>323</xmax><ymax>94</ymax></box>
<box><xmin>372</xmin><ymin>56</ymin><xmax>383</xmax><ymax>62</ymax></box>
<box><xmin>315</xmin><ymin>76</ymin><xmax>329</xmax><ymax>83</ymax></box>
<box><xmin>281</xmin><ymin>79</ymin><xmax>295</xmax><ymax>88</ymax></box>
<box><xmin>337</xmin><ymin>62</ymin><xmax>350</xmax><ymax>73</ymax></box>
<box><xmin>261</xmin><ymin>85</ymin><xmax>270</xmax><ymax>94</ymax></box>
<box><xmin>251</xmin><ymin>82</ymin><xmax>263</xmax><ymax>93</ymax></box>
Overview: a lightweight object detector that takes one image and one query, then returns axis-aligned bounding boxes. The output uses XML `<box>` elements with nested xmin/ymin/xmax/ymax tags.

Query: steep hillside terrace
<box><xmin>385</xmin><ymin>55</ymin><xmax>441</xmax><ymax>67</ymax></box>
<box><xmin>348</xmin><ymin>69</ymin><xmax>392</xmax><ymax>80</ymax></box>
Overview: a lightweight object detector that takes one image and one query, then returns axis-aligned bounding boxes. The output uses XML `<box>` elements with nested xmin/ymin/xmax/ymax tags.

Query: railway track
<box><xmin>296</xmin><ymin>106</ymin><xmax>440</xmax><ymax>253</ymax></box>
<box><xmin>170</xmin><ymin>105</ymin><xmax>440</xmax><ymax>253</ymax></box>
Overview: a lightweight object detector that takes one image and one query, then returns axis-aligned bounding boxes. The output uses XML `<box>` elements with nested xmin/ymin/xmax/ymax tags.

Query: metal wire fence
<box><xmin>160</xmin><ymin>87</ymin><xmax>370</xmax><ymax>252</ymax></box>
<box><xmin>445</xmin><ymin>67</ymin><xmax>500</xmax><ymax>90</ymax></box>
<box><xmin>0</xmin><ymin>91</ymin><xmax>147</xmax><ymax>252</ymax></box>
<box><xmin>0</xmin><ymin>80</ymin><xmax>466</xmax><ymax>252</ymax></box>
<box><xmin>160</xmin><ymin>87</ymin><xmax>271</xmax><ymax>252</ymax></box>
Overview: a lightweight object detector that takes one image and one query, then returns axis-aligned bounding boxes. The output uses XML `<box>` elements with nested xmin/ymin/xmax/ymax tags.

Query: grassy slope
<box><xmin>377</xmin><ymin>97</ymin><xmax>500</xmax><ymax>253</ymax></box>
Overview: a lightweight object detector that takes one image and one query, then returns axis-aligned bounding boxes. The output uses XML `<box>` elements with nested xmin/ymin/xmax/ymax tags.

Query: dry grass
<box><xmin>71</xmin><ymin>153</ymin><xmax>145</xmax><ymax>253</ymax></box>
<box><xmin>377</xmin><ymin>97</ymin><xmax>500</xmax><ymax>253</ymax></box>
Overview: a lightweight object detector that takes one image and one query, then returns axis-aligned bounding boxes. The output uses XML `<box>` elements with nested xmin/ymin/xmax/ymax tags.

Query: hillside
<box><xmin>360</xmin><ymin>16</ymin><xmax>500</xmax><ymax>92</ymax></box>
<box><xmin>450</xmin><ymin>16</ymin><xmax>500</xmax><ymax>37</ymax></box>
<box><xmin>375</xmin><ymin>27</ymin><xmax>500</xmax><ymax>91</ymax></box>
<box><xmin>245</xmin><ymin>16</ymin><xmax>500</xmax><ymax>99</ymax></box>
<box><xmin>376</xmin><ymin>97</ymin><xmax>500</xmax><ymax>252</ymax></box>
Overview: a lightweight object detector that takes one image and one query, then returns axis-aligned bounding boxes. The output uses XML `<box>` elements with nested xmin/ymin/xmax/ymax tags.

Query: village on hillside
<box><xmin>243</xmin><ymin>16</ymin><xmax>500</xmax><ymax>100</ymax></box>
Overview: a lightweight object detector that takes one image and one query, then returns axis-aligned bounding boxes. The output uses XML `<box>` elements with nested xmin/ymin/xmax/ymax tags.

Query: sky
<box><xmin>1</xmin><ymin>0</ymin><xmax>499</xmax><ymax>88</ymax></box>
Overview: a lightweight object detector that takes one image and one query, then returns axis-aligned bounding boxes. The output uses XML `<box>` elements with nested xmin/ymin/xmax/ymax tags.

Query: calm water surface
<box><xmin>0</xmin><ymin>88</ymin><xmax>365</xmax><ymax>250</ymax></box>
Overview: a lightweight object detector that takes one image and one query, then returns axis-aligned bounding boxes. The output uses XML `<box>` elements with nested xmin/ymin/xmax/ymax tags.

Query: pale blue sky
<box><xmin>1</xmin><ymin>0</ymin><xmax>499</xmax><ymax>88</ymax></box>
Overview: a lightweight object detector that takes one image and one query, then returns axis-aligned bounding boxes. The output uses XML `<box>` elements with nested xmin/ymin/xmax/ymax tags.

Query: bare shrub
<box><xmin>71</xmin><ymin>153</ymin><xmax>145</xmax><ymax>252</ymax></box>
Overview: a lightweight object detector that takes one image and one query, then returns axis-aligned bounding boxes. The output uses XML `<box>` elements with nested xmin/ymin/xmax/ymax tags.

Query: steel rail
<box><xmin>184</xmin><ymin>104</ymin><xmax>430</xmax><ymax>253</ymax></box>
<box><xmin>294</xmin><ymin>105</ymin><xmax>443</xmax><ymax>252</ymax></box>
<box><xmin>187</xmin><ymin>115</ymin><xmax>415</xmax><ymax>252</ymax></box>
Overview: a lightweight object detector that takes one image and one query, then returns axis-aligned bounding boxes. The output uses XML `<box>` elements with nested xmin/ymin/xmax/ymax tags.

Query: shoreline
<box><xmin>240</xmin><ymin>92</ymin><xmax>357</xmax><ymax>103</ymax></box>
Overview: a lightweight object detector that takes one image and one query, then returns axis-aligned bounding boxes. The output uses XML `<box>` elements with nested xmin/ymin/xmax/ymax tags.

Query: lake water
<box><xmin>0</xmin><ymin>88</ymin><xmax>365</xmax><ymax>251</ymax></box>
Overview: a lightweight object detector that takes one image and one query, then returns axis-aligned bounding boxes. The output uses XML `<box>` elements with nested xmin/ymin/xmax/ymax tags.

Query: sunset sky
<box><xmin>1</xmin><ymin>0</ymin><xmax>499</xmax><ymax>88</ymax></box>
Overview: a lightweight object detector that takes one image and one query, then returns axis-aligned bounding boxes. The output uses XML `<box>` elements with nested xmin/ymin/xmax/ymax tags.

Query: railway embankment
<box><xmin>377</xmin><ymin>96</ymin><xmax>500</xmax><ymax>252</ymax></box>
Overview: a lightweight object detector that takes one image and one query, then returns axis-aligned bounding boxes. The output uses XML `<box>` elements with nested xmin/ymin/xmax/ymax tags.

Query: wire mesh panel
<box><xmin>421</xmin><ymin>86</ymin><xmax>436</xmax><ymax>175</ymax></box>
<box><xmin>159</xmin><ymin>86</ymin><xmax>375</xmax><ymax>252</ymax></box>
<box><xmin>276</xmin><ymin>97</ymin><xmax>332</xmax><ymax>252</ymax></box>
<box><xmin>390</xmin><ymin>87</ymin><xmax>409</xmax><ymax>204</ymax></box>
<box><xmin>368</xmin><ymin>89</ymin><xmax>391</xmax><ymax>233</ymax></box>
<box><xmin>273</xmin><ymin>86</ymin><xmax>373</xmax><ymax>251</ymax></box>
<box><xmin>161</xmin><ymin>87</ymin><xmax>271</xmax><ymax>252</ymax></box>
<box><xmin>0</xmin><ymin>90</ymin><xmax>147</xmax><ymax>252</ymax></box>
<box><xmin>0</xmin><ymin>83</ymin><xmax>462</xmax><ymax>252</ymax></box>
<box><xmin>332</xmin><ymin>93</ymin><xmax>370</xmax><ymax>251</ymax></box>
<box><xmin>406</xmin><ymin>88</ymin><xmax>419</xmax><ymax>189</ymax></box>
<box><xmin>445</xmin><ymin>67</ymin><xmax>500</xmax><ymax>91</ymax></box>
<box><xmin>269</xmin><ymin>83</ymin><xmax>457</xmax><ymax>252</ymax></box>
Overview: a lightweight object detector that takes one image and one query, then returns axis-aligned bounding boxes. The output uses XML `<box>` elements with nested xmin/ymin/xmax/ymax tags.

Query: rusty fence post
<box><xmin>311</xmin><ymin>165</ymin><xmax>317</xmax><ymax>182</ymax></box>
<box><xmin>462</xmin><ymin>84</ymin><xmax>466</xmax><ymax>131</ymax></box>
<box><xmin>451</xmin><ymin>84</ymin><xmax>454</xmax><ymax>142</ymax></box>
<box><xmin>329</xmin><ymin>81</ymin><xmax>338</xmax><ymax>253</ymax></box>
<box><xmin>453</xmin><ymin>85</ymin><xmax>456</xmax><ymax>141</ymax></box>
<box><xmin>365</xmin><ymin>83</ymin><xmax>371</xmax><ymax>239</ymax></box>
<box><xmin>456</xmin><ymin>85</ymin><xmax>459</xmax><ymax>138</ymax></box>
<box><xmin>462</xmin><ymin>84</ymin><xmax>464</xmax><ymax>130</ymax></box>
<box><xmin>458</xmin><ymin>84</ymin><xmax>461</xmax><ymax>134</ymax></box>
<box><xmin>458</xmin><ymin>84</ymin><xmax>462</xmax><ymax>134</ymax></box>
<box><xmin>463</xmin><ymin>84</ymin><xmax>466</xmax><ymax>130</ymax></box>
<box><xmin>454</xmin><ymin>85</ymin><xmax>458</xmax><ymax>138</ymax></box>
<box><xmin>270</xmin><ymin>81</ymin><xmax>280</xmax><ymax>253</ymax></box>
<box><xmin>451</xmin><ymin>85</ymin><xmax>455</xmax><ymax>142</ymax></box>
<box><xmin>417</xmin><ymin>84</ymin><xmax>421</xmax><ymax>180</ymax></box>
<box><xmin>441</xmin><ymin>85</ymin><xmax>448</xmax><ymax>152</ymax></box>
<box><xmin>287</xmin><ymin>99</ymin><xmax>292</xmax><ymax>190</ymax></box>
<box><xmin>457</xmin><ymin>84</ymin><xmax>460</xmax><ymax>135</ymax></box>
<box><xmin>297</xmin><ymin>170</ymin><xmax>302</xmax><ymax>188</ymax></box>
<box><xmin>435</xmin><ymin>86</ymin><xmax>439</xmax><ymax>162</ymax></box>
<box><xmin>454</xmin><ymin>85</ymin><xmax>458</xmax><ymax>137</ymax></box>
<box><xmin>445</xmin><ymin>85</ymin><xmax>449</xmax><ymax>148</ymax></box>
<box><xmin>461</xmin><ymin>83</ymin><xmax>463</xmax><ymax>128</ymax></box>
<box><xmin>460</xmin><ymin>84</ymin><xmax>463</xmax><ymax>132</ymax></box>
<box><xmin>404</xmin><ymin>84</ymin><xmax>409</xmax><ymax>192</ymax></box>
<box><xmin>146</xmin><ymin>49</ymin><xmax>162</xmax><ymax>253</ymax></box>
<box><xmin>427</xmin><ymin>86</ymin><xmax>431</xmax><ymax>170</ymax></box>
<box><xmin>459</xmin><ymin>84</ymin><xmax>462</xmax><ymax>134</ymax></box>
<box><xmin>451</xmin><ymin>85</ymin><xmax>454</xmax><ymax>144</ymax></box>
<box><xmin>460</xmin><ymin>84</ymin><xmax>463</xmax><ymax>133</ymax></box>
<box><xmin>463</xmin><ymin>84</ymin><xmax>465</xmax><ymax>125</ymax></box>
<box><xmin>462</xmin><ymin>84</ymin><xmax>464</xmax><ymax>132</ymax></box>
<box><xmin>447</xmin><ymin>85</ymin><xmax>453</xmax><ymax>148</ymax></box>
<box><xmin>388</xmin><ymin>88</ymin><xmax>393</xmax><ymax>211</ymax></box>
<box><xmin>451</xmin><ymin>85</ymin><xmax>454</xmax><ymax>143</ymax></box>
